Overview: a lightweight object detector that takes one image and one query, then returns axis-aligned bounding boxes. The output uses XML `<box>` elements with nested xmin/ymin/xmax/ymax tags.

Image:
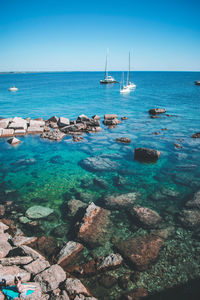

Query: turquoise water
<box><xmin>0</xmin><ymin>72</ymin><xmax>200</xmax><ymax>298</ymax></box>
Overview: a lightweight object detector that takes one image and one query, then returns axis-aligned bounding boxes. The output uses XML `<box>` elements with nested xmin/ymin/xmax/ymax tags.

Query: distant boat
<box><xmin>126</xmin><ymin>52</ymin><xmax>136</xmax><ymax>89</ymax></box>
<box><xmin>8</xmin><ymin>86</ymin><xmax>18</xmax><ymax>92</ymax></box>
<box><xmin>120</xmin><ymin>72</ymin><xmax>130</xmax><ymax>94</ymax></box>
<box><xmin>100</xmin><ymin>50</ymin><xmax>117</xmax><ymax>84</ymax></box>
<box><xmin>195</xmin><ymin>81</ymin><xmax>200</xmax><ymax>86</ymax></box>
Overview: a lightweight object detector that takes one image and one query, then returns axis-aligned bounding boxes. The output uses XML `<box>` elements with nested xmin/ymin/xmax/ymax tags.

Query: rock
<box><xmin>0</xmin><ymin>265</ymin><xmax>31</xmax><ymax>285</ymax></box>
<box><xmin>97</xmin><ymin>253</ymin><xmax>123</xmax><ymax>271</ymax></box>
<box><xmin>186</xmin><ymin>191</ymin><xmax>200</xmax><ymax>209</ymax></box>
<box><xmin>26</xmin><ymin>206</ymin><xmax>54</xmax><ymax>219</ymax></box>
<box><xmin>0</xmin><ymin>256</ymin><xmax>33</xmax><ymax>266</ymax></box>
<box><xmin>130</xmin><ymin>206</ymin><xmax>161</xmax><ymax>228</ymax></box>
<box><xmin>152</xmin><ymin>226</ymin><xmax>175</xmax><ymax>240</ymax></box>
<box><xmin>149</xmin><ymin>108</ymin><xmax>166</xmax><ymax>115</ymax></box>
<box><xmin>179</xmin><ymin>209</ymin><xmax>200</xmax><ymax>228</ymax></box>
<box><xmin>0</xmin><ymin>205</ymin><xmax>5</xmax><ymax>218</ymax></box>
<box><xmin>24</xmin><ymin>258</ymin><xmax>50</xmax><ymax>275</ymax></box>
<box><xmin>77</xmin><ymin>114</ymin><xmax>90</xmax><ymax>122</ymax></box>
<box><xmin>64</xmin><ymin>278</ymin><xmax>91</xmax><ymax>297</ymax></box>
<box><xmin>73</xmin><ymin>135</ymin><xmax>83</xmax><ymax>142</ymax></box>
<box><xmin>31</xmin><ymin>236</ymin><xmax>57</xmax><ymax>258</ymax></box>
<box><xmin>116</xmin><ymin>137</ymin><xmax>131</xmax><ymax>143</ymax></box>
<box><xmin>104</xmin><ymin>114</ymin><xmax>118</xmax><ymax>120</ymax></box>
<box><xmin>30</xmin><ymin>120</ymin><xmax>45</xmax><ymax>127</ymax></box>
<box><xmin>0</xmin><ymin>129</ymin><xmax>14</xmax><ymax>137</ymax></box>
<box><xmin>34</xmin><ymin>264</ymin><xmax>66</xmax><ymax>293</ymax></box>
<box><xmin>57</xmin><ymin>241</ymin><xmax>84</xmax><ymax>269</ymax></box>
<box><xmin>122</xmin><ymin>288</ymin><xmax>148</xmax><ymax>300</ymax></box>
<box><xmin>80</xmin><ymin>156</ymin><xmax>120</xmax><ymax>172</ymax></box>
<box><xmin>118</xmin><ymin>274</ymin><xmax>130</xmax><ymax>290</ymax></box>
<box><xmin>19</xmin><ymin>245</ymin><xmax>46</xmax><ymax>260</ymax></box>
<box><xmin>0</xmin><ymin>118</ymin><xmax>10</xmax><ymax>129</ymax></box>
<box><xmin>174</xmin><ymin>143</ymin><xmax>182</xmax><ymax>149</ymax></box>
<box><xmin>58</xmin><ymin>117</ymin><xmax>70</xmax><ymax>127</ymax></box>
<box><xmin>103</xmin><ymin>118</ymin><xmax>120</xmax><ymax>126</ymax></box>
<box><xmin>48</xmin><ymin>116</ymin><xmax>59</xmax><ymax>123</ymax></box>
<box><xmin>12</xmin><ymin>235</ymin><xmax>37</xmax><ymax>247</ymax></box>
<box><xmin>92</xmin><ymin>115</ymin><xmax>100</xmax><ymax>120</ymax></box>
<box><xmin>14</xmin><ymin>129</ymin><xmax>27</xmax><ymax>136</ymax></box>
<box><xmin>98</xmin><ymin>274</ymin><xmax>117</xmax><ymax>288</ymax></box>
<box><xmin>192</xmin><ymin>132</ymin><xmax>200</xmax><ymax>138</ymax></box>
<box><xmin>0</xmin><ymin>221</ymin><xmax>8</xmax><ymax>232</ymax></box>
<box><xmin>121</xmin><ymin>116</ymin><xmax>128</xmax><ymax>120</ymax></box>
<box><xmin>66</xmin><ymin>199</ymin><xmax>87</xmax><ymax>218</ymax></box>
<box><xmin>61</xmin><ymin>123</ymin><xmax>86</xmax><ymax>134</ymax></box>
<box><xmin>0</xmin><ymin>233</ymin><xmax>12</xmax><ymax>258</ymax></box>
<box><xmin>9</xmin><ymin>122</ymin><xmax>27</xmax><ymax>130</ymax></box>
<box><xmin>104</xmin><ymin>193</ymin><xmax>138</xmax><ymax>209</ymax></box>
<box><xmin>93</xmin><ymin>178</ymin><xmax>108</xmax><ymax>189</ymax></box>
<box><xmin>21</xmin><ymin>282</ymin><xmax>42</xmax><ymax>300</ymax></box>
<box><xmin>41</xmin><ymin>129</ymin><xmax>65</xmax><ymax>141</ymax></box>
<box><xmin>77</xmin><ymin>202</ymin><xmax>111</xmax><ymax>246</ymax></box>
<box><xmin>134</xmin><ymin>147</ymin><xmax>160</xmax><ymax>162</ymax></box>
<box><xmin>27</xmin><ymin>126</ymin><xmax>44</xmax><ymax>134</ymax></box>
<box><xmin>43</xmin><ymin>126</ymin><xmax>50</xmax><ymax>132</ymax></box>
<box><xmin>115</xmin><ymin>234</ymin><xmax>164</xmax><ymax>270</ymax></box>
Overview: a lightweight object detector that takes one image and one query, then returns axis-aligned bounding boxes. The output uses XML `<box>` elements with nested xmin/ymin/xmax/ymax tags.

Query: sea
<box><xmin>0</xmin><ymin>71</ymin><xmax>200</xmax><ymax>299</ymax></box>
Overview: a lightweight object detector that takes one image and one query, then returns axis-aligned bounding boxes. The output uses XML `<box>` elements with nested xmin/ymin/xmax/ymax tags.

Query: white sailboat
<box><xmin>126</xmin><ymin>52</ymin><xmax>136</xmax><ymax>89</ymax></box>
<box><xmin>8</xmin><ymin>86</ymin><xmax>18</xmax><ymax>92</ymax></box>
<box><xmin>100</xmin><ymin>50</ymin><xmax>117</xmax><ymax>84</ymax></box>
<box><xmin>120</xmin><ymin>72</ymin><xmax>130</xmax><ymax>94</ymax></box>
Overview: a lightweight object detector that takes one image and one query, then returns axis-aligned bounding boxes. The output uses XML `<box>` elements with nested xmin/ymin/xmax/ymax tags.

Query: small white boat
<box><xmin>100</xmin><ymin>49</ymin><xmax>117</xmax><ymax>84</ymax></box>
<box><xmin>195</xmin><ymin>81</ymin><xmax>200</xmax><ymax>86</ymax></box>
<box><xmin>120</xmin><ymin>72</ymin><xmax>130</xmax><ymax>94</ymax></box>
<box><xmin>8</xmin><ymin>86</ymin><xmax>18</xmax><ymax>92</ymax></box>
<box><xmin>126</xmin><ymin>52</ymin><xmax>136</xmax><ymax>89</ymax></box>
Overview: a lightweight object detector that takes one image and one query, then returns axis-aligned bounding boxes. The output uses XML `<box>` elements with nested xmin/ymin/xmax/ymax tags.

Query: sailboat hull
<box><xmin>100</xmin><ymin>80</ymin><xmax>118</xmax><ymax>84</ymax></box>
<box><xmin>195</xmin><ymin>81</ymin><xmax>200</xmax><ymax>86</ymax></box>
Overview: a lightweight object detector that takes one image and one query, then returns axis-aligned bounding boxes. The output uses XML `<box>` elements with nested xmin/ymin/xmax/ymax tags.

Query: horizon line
<box><xmin>0</xmin><ymin>70</ymin><xmax>200</xmax><ymax>74</ymax></box>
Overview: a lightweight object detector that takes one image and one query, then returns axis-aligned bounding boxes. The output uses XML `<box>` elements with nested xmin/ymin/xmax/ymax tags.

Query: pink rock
<box><xmin>12</xmin><ymin>235</ymin><xmax>38</xmax><ymax>247</ymax></box>
<box><xmin>0</xmin><ymin>256</ymin><xmax>33</xmax><ymax>266</ymax></box>
<box><xmin>64</xmin><ymin>278</ymin><xmax>91</xmax><ymax>297</ymax></box>
<box><xmin>130</xmin><ymin>206</ymin><xmax>161</xmax><ymax>227</ymax></box>
<box><xmin>24</xmin><ymin>258</ymin><xmax>50</xmax><ymax>275</ymax></box>
<box><xmin>97</xmin><ymin>253</ymin><xmax>123</xmax><ymax>271</ymax></box>
<box><xmin>0</xmin><ymin>265</ymin><xmax>31</xmax><ymax>285</ymax></box>
<box><xmin>57</xmin><ymin>241</ymin><xmax>84</xmax><ymax>269</ymax></box>
<box><xmin>0</xmin><ymin>233</ymin><xmax>12</xmax><ymax>259</ymax></box>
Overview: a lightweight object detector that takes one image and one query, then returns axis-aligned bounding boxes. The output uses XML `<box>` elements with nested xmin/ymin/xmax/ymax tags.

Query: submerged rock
<box><xmin>149</xmin><ymin>108</ymin><xmax>166</xmax><ymax>115</ymax></box>
<box><xmin>178</xmin><ymin>209</ymin><xmax>200</xmax><ymax>228</ymax></box>
<box><xmin>97</xmin><ymin>253</ymin><xmax>123</xmax><ymax>271</ymax></box>
<box><xmin>26</xmin><ymin>206</ymin><xmax>54</xmax><ymax>220</ymax></box>
<box><xmin>192</xmin><ymin>132</ymin><xmax>200</xmax><ymax>138</ymax></box>
<box><xmin>104</xmin><ymin>193</ymin><xmax>138</xmax><ymax>209</ymax></box>
<box><xmin>134</xmin><ymin>147</ymin><xmax>160</xmax><ymax>162</ymax></box>
<box><xmin>66</xmin><ymin>199</ymin><xmax>87</xmax><ymax>218</ymax></box>
<box><xmin>98</xmin><ymin>274</ymin><xmax>117</xmax><ymax>288</ymax></box>
<box><xmin>116</xmin><ymin>137</ymin><xmax>131</xmax><ymax>143</ymax></box>
<box><xmin>64</xmin><ymin>278</ymin><xmax>91</xmax><ymax>297</ymax></box>
<box><xmin>77</xmin><ymin>202</ymin><xmax>111</xmax><ymax>246</ymax></box>
<box><xmin>57</xmin><ymin>241</ymin><xmax>84</xmax><ymax>269</ymax></box>
<box><xmin>186</xmin><ymin>190</ymin><xmax>200</xmax><ymax>209</ymax></box>
<box><xmin>41</xmin><ymin>129</ymin><xmax>66</xmax><ymax>141</ymax></box>
<box><xmin>115</xmin><ymin>234</ymin><xmax>164</xmax><ymax>270</ymax></box>
<box><xmin>7</xmin><ymin>137</ymin><xmax>22</xmax><ymax>146</ymax></box>
<box><xmin>0</xmin><ymin>233</ymin><xmax>12</xmax><ymax>258</ymax></box>
<box><xmin>130</xmin><ymin>206</ymin><xmax>161</xmax><ymax>228</ymax></box>
<box><xmin>80</xmin><ymin>156</ymin><xmax>120</xmax><ymax>172</ymax></box>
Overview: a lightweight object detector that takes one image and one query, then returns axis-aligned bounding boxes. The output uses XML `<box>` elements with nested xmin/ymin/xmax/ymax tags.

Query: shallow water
<box><xmin>0</xmin><ymin>71</ymin><xmax>200</xmax><ymax>298</ymax></box>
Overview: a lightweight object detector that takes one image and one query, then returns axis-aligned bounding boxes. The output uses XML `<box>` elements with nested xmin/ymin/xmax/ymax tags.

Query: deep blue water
<box><xmin>0</xmin><ymin>71</ymin><xmax>200</xmax><ymax>298</ymax></box>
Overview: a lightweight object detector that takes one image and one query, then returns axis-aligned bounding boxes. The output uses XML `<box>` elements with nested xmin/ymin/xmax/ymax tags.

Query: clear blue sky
<box><xmin>0</xmin><ymin>0</ymin><xmax>200</xmax><ymax>71</ymax></box>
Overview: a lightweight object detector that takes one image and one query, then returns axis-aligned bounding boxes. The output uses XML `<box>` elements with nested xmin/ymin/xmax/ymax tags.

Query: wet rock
<box><xmin>151</xmin><ymin>226</ymin><xmax>175</xmax><ymax>240</ymax></box>
<box><xmin>80</xmin><ymin>155</ymin><xmax>120</xmax><ymax>172</ymax></box>
<box><xmin>31</xmin><ymin>236</ymin><xmax>58</xmax><ymax>258</ymax></box>
<box><xmin>57</xmin><ymin>241</ymin><xmax>84</xmax><ymax>269</ymax></box>
<box><xmin>12</xmin><ymin>235</ymin><xmax>37</xmax><ymax>247</ymax></box>
<box><xmin>66</xmin><ymin>199</ymin><xmax>87</xmax><ymax>218</ymax></box>
<box><xmin>61</xmin><ymin>123</ymin><xmax>86</xmax><ymax>134</ymax></box>
<box><xmin>77</xmin><ymin>114</ymin><xmax>90</xmax><ymax>122</ymax></box>
<box><xmin>41</xmin><ymin>129</ymin><xmax>66</xmax><ymax>141</ymax></box>
<box><xmin>98</xmin><ymin>274</ymin><xmax>117</xmax><ymax>288</ymax></box>
<box><xmin>149</xmin><ymin>108</ymin><xmax>166</xmax><ymax>115</ymax></box>
<box><xmin>104</xmin><ymin>114</ymin><xmax>118</xmax><ymax>120</ymax></box>
<box><xmin>185</xmin><ymin>190</ymin><xmax>200</xmax><ymax>209</ymax></box>
<box><xmin>7</xmin><ymin>137</ymin><xmax>22</xmax><ymax>146</ymax></box>
<box><xmin>121</xmin><ymin>288</ymin><xmax>148</xmax><ymax>300</ymax></box>
<box><xmin>0</xmin><ymin>118</ymin><xmax>10</xmax><ymax>128</ymax></box>
<box><xmin>113</xmin><ymin>175</ymin><xmax>130</xmax><ymax>188</ymax></box>
<box><xmin>0</xmin><ymin>233</ymin><xmax>12</xmax><ymax>258</ymax></box>
<box><xmin>19</xmin><ymin>245</ymin><xmax>46</xmax><ymax>260</ymax></box>
<box><xmin>24</xmin><ymin>258</ymin><xmax>50</xmax><ymax>275</ymax></box>
<box><xmin>178</xmin><ymin>209</ymin><xmax>200</xmax><ymax>228</ymax></box>
<box><xmin>103</xmin><ymin>118</ymin><xmax>120</xmax><ymax>126</ymax></box>
<box><xmin>0</xmin><ymin>256</ymin><xmax>33</xmax><ymax>266</ymax></box>
<box><xmin>64</xmin><ymin>278</ymin><xmax>91</xmax><ymax>297</ymax></box>
<box><xmin>0</xmin><ymin>265</ymin><xmax>31</xmax><ymax>285</ymax></box>
<box><xmin>104</xmin><ymin>193</ymin><xmax>138</xmax><ymax>209</ymax></box>
<box><xmin>77</xmin><ymin>202</ymin><xmax>111</xmax><ymax>247</ymax></box>
<box><xmin>50</xmin><ymin>224</ymin><xmax>70</xmax><ymax>238</ymax></box>
<box><xmin>121</xmin><ymin>116</ymin><xmax>128</xmax><ymax>120</ymax></box>
<box><xmin>34</xmin><ymin>264</ymin><xmax>66</xmax><ymax>293</ymax></box>
<box><xmin>30</xmin><ymin>120</ymin><xmax>45</xmax><ymax>127</ymax></box>
<box><xmin>174</xmin><ymin>143</ymin><xmax>182</xmax><ymax>149</ymax></box>
<box><xmin>14</xmin><ymin>129</ymin><xmax>27</xmax><ymax>136</ymax></box>
<box><xmin>130</xmin><ymin>206</ymin><xmax>161</xmax><ymax>228</ymax></box>
<box><xmin>26</xmin><ymin>205</ymin><xmax>54</xmax><ymax>220</ymax></box>
<box><xmin>73</xmin><ymin>135</ymin><xmax>83</xmax><ymax>142</ymax></box>
<box><xmin>192</xmin><ymin>132</ymin><xmax>200</xmax><ymax>138</ymax></box>
<box><xmin>48</xmin><ymin>116</ymin><xmax>59</xmax><ymax>123</ymax></box>
<box><xmin>93</xmin><ymin>177</ymin><xmax>108</xmax><ymax>189</ymax></box>
<box><xmin>134</xmin><ymin>147</ymin><xmax>160</xmax><ymax>162</ymax></box>
<box><xmin>97</xmin><ymin>253</ymin><xmax>123</xmax><ymax>271</ymax></box>
<box><xmin>116</xmin><ymin>137</ymin><xmax>131</xmax><ymax>143</ymax></box>
<box><xmin>1</xmin><ymin>129</ymin><xmax>14</xmax><ymax>137</ymax></box>
<box><xmin>115</xmin><ymin>234</ymin><xmax>164</xmax><ymax>270</ymax></box>
<box><xmin>92</xmin><ymin>115</ymin><xmax>100</xmax><ymax>120</ymax></box>
<box><xmin>58</xmin><ymin>117</ymin><xmax>70</xmax><ymax>127</ymax></box>
<box><xmin>27</xmin><ymin>126</ymin><xmax>44</xmax><ymax>134</ymax></box>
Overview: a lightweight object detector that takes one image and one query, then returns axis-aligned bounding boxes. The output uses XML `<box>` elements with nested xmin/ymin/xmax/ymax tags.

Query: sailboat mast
<box><xmin>104</xmin><ymin>49</ymin><xmax>109</xmax><ymax>79</ymax></box>
<box><xmin>128</xmin><ymin>52</ymin><xmax>130</xmax><ymax>84</ymax></box>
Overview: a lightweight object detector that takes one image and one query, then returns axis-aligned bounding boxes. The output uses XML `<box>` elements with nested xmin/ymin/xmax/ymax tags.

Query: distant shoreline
<box><xmin>0</xmin><ymin>70</ymin><xmax>199</xmax><ymax>74</ymax></box>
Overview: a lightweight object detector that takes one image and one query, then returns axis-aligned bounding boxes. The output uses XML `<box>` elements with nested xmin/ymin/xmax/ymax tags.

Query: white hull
<box><xmin>127</xmin><ymin>82</ymin><xmax>136</xmax><ymax>89</ymax></box>
<box><xmin>120</xmin><ymin>86</ymin><xmax>130</xmax><ymax>94</ymax></box>
<box><xmin>8</xmin><ymin>87</ymin><xmax>18</xmax><ymax>92</ymax></box>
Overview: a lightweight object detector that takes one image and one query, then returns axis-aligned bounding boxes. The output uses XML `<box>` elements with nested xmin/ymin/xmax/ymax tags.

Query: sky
<box><xmin>0</xmin><ymin>0</ymin><xmax>200</xmax><ymax>71</ymax></box>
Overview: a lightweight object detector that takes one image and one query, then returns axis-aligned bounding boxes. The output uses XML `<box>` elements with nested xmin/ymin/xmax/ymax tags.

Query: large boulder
<box><xmin>178</xmin><ymin>209</ymin><xmax>200</xmax><ymax>228</ymax></box>
<box><xmin>25</xmin><ymin>206</ymin><xmax>54</xmax><ymax>220</ymax></box>
<box><xmin>7</xmin><ymin>137</ymin><xmax>22</xmax><ymax>146</ymax></box>
<box><xmin>57</xmin><ymin>241</ymin><xmax>84</xmax><ymax>269</ymax></box>
<box><xmin>149</xmin><ymin>108</ymin><xmax>166</xmax><ymax>115</ymax></box>
<box><xmin>104</xmin><ymin>193</ymin><xmax>138</xmax><ymax>209</ymax></box>
<box><xmin>34</xmin><ymin>264</ymin><xmax>66</xmax><ymax>293</ymax></box>
<box><xmin>115</xmin><ymin>234</ymin><xmax>164</xmax><ymax>270</ymax></box>
<box><xmin>0</xmin><ymin>256</ymin><xmax>33</xmax><ymax>266</ymax></box>
<box><xmin>80</xmin><ymin>156</ymin><xmax>120</xmax><ymax>172</ymax></box>
<box><xmin>134</xmin><ymin>147</ymin><xmax>160</xmax><ymax>162</ymax></box>
<box><xmin>1</xmin><ymin>129</ymin><xmax>14</xmax><ymax>137</ymax></box>
<box><xmin>23</xmin><ymin>258</ymin><xmax>50</xmax><ymax>275</ymax></box>
<box><xmin>41</xmin><ymin>129</ymin><xmax>66</xmax><ymax>141</ymax></box>
<box><xmin>130</xmin><ymin>206</ymin><xmax>161</xmax><ymax>227</ymax></box>
<box><xmin>0</xmin><ymin>265</ymin><xmax>31</xmax><ymax>285</ymax></box>
<box><xmin>58</xmin><ymin>117</ymin><xmax>70</xmax><ymax>127</ymax></box>
<box><xmin>0</xmin><ymin>233</ymin><xmax>12</xmax><ymax>259</ymax></box>
<box><xmin>12</xmin><ymin>235</ymin><xmax>37</xmax><ymax>247</ymax></box>
<box><xmin>64</xmin><ymin>278</ymin><xmax>91</xmax><ymax>297</ymax></box>
<box><xmin>77</xmin><ymin>202</ymin><xmax>111</xmax><ymax>247</ymax></box>
<box><xmin>30</xmin><ymin>120</ymin><xmax>45</xmax><ymax>127</ymax></box>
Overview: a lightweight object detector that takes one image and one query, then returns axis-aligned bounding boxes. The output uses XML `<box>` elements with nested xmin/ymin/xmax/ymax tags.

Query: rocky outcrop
<box><xmin>25</xmin><ymin>206</ymin><xmax>54</xmax><ymax>220</ymax></box>
<box><xmin>192</xmin><ymin>132</ymin><xmax>200</xmax><ymax>138</ymax></box>
<box><xmin>104</xmin><ymin>193</ymin><xmax>138</xmax><ymax>209</ymax></box>
<box><xmin>41</xmin><ymin>129</ymin><xmax>66</xmax><ymax>141</ymax></box>
<box><xmin>149</xmin><ymin>108</ymin><xmax>166</xmax><ymax>115</ymax></box>
<box><xmin>57</xmin><ymin>241</ymin><xmax>84</xmax><ymax>269</ymax></box>
<box><xmin>97</xmin><ymin>253</ymin><xmax>123</xmax><ymax>271</ymax></box>
<box><xmin>116</xmin><ymin>137</ymin><xmax>131</xmax><ymax>143</ymax></box>
<box><xmin>134</xmin><ymin>147</ymin><xmax>160</xmax><ymax>162</ymax></box>
<box><xmin>103</xmin><ymin>114</ymin><xmax>120</xmax><ymax>126</ymax></box>
<box><xmin>115</xmin><ymin>234</ymin><xmax>164</xmax><ymax>270</ymax></box>
<box><xmin>130</xmin><ymin>206</ymin><xmax>161</xmax><ymax>227</ymax></box>
<box><xmin>80</xmin><ymin>156</ymin><xmax>120</xmax><ymax>172</ymax></box>
<box><xmin>77</xmin><ymin>202</ymin><xmax>111</xmax><ymax>246</ymax></box>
